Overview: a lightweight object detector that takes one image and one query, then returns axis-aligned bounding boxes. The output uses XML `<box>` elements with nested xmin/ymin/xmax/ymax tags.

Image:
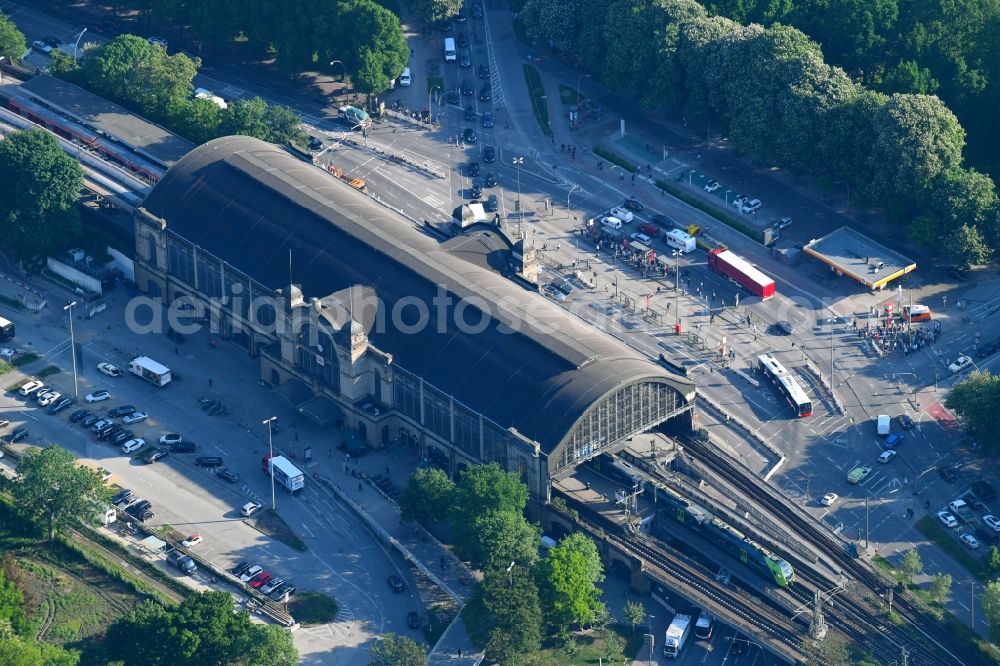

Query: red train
<box><xmin>8</xmin><ymin>95</ymin><xmax>162</xmax><ymax>184</ymax></box>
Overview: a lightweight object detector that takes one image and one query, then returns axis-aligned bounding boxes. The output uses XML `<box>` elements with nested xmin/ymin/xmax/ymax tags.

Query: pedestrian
<box><xmin>631</xmin><ymin>173</ymin><xmax>635</xmax><ymax>183</ymax></box>
<box><xmin>358</xmin><ymin>482</ymin><xmax>363</xmax><ymax>492</ymax></box>
<box><xmin>295</xmin><ymin>432</ymin><xmax>300</xmax><ymax>442</ymax></box>
<box><xmin>458</xmin><ymin>649</ymin><xmax>463</xmax><ymax>658</ymax></box>
<box><xmin>174</xmin><ymin>346</ymin><xmax>178</xmax><ymax>354</ymax></box>
<box><xmin>208</xmin><ymin>377</ymin><xmax>213</xmax><ymax>387</ymax></box>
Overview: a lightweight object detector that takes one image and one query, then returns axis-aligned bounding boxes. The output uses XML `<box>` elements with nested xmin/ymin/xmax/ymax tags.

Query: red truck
<box><xmin>708</xmin><ymin>247</ymin><xmax>775</xmax><ymax>300</ymax></box>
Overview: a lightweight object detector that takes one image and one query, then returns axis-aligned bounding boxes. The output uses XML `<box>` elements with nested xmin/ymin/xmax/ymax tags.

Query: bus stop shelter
<box><xmin>803</xmin><ymin>227</ymin><xmax>915</xmax><ymax>290</ymax></box>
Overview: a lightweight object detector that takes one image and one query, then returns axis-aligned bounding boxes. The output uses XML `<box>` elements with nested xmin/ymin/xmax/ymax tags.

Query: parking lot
<box><xmin>0</xmin><ymin>285</ymin><xmax>437</xmax><ymax>663</ymax></box>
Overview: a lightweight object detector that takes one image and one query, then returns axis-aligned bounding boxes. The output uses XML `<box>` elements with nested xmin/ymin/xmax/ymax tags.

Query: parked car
<box><xmin>388</xmin><ymin>575</ymin><xmax>406</xmax><ymax>593</ymax></box>
<box><xmin>97</xmin><ymin>362</ymin><xmax>123</xmax><ymax>377</ymax></box>
<box><xmin>109</xmin><ymin>405</ymin><xmax>136</xmax><ymax>417</ymax></box>
<box><xmin>250</xmin><ymin>572</ymin><xmax>273</xmax><ymax>589</ymax></box>
<box><xmin>144</xmin><ymin>450</ymin><xmax>168</xmax><ymax>464</ymax></box>
<box><xmin>82</xmin><ymin>415</ymin><xmax>101</xmax><ymax>428</ymax></box>
<box><xmin>1</xmin><ymin>428</ymin><xmax>27</xmax><ymax>444</ymax></box>
<box><xmin>19</xmin><ymin>380</ymin><xmax>44</xmax><ymax>396</ymax></box>
<box><xmin>270</xmin><ymin>585</ymin><xmax>295</xmax><ymax>601</ymax></box>
<box><xmin>469</xmin><ymin>183</ymin><xmax>482</xmax><ymax>199</ymax></box>
<box><xmin>239</xmin><ymin>565</ymin><xmax>263</xmax><ymax>583</ymax></box>
<box><xmin>111</xmin><ymin>488</ymin><xmax>134</xmax><ymax>505</ymax></box>
<box><xmin>97</xmin><ymin>425</ymin><xmax>122</xmax><ymax>442</ymax></box>
<box><xmin>481</xmin><ymin>112</ymin><xmax>494</xmax><ymax>128</ymax></box>
<box><xmin>407</xmin><ymin>611</ymin><xmax>420</xmax><ymax>629</ymax></box>
<box><xmin>159</xmin><ymin>434</ymin><xmax>183</xmax><ymax>446</ymax></box>
<box><xmin>973</xmin><ymin>480</ymin><xmax>997</xmax><ymax>501</ymax></box>
<box><xmin>704</xmin><ymin>180</ymin><xmax>720</xmax><ymax>193</ymax></box>
<box><xmin>821</xmin><ymin>493</ymin><xmax>838</xmax><ymax>507</ymax></box>
<box><xmin>938</xmin><ymin>511</ymin><xmax>959</xmax><ymax>528</ymax></box>
<box><xmin>261</xmin><ymin>577</ymin><xmax>285</xmax><ymax>594</ymax></box>
<box><xmin>949</xmin><ymin>355</ymin><xmax>973</xmax><ymax>373</ymax></box>
<box><xmin>219</xmin><ymin>467</ymin><xmax>240</xmax><ymax>482</ymax></box>
<box><xmin>196</xmin><ymin>456</ymin><xmax>224</xmax><ymax>467</ymax></box>
<box><xmin>181</xmin><ymin>534</ymin><xmax>203</xmax><ymax>548</ymax></box>
<box><xmin>48</xmin><ymin>397</ymin><xmax>74</xmax><ymax>414</ymax></box>
<box><xmin>543</xmin><ymin>284</ymin><xmax>566</xmax><ymax>302</ymax></box>
<box><xmin>897</xmin><ymin>414</ymin><xmax>914</xmax><ymax>429</ymax></box>
<box><xmin>732</xmin><ymin>194</ymin><xmax>746</xmax><ymax>208</ymax></box>
<box><xmin>960</xmin><ymin>533</ymin><xmax>981</xmax><ymax>549</ymax></box>
<box><xmin>467</xmin><ymin>161</ymin><xmax>480</xmax><ymax>177</ymax></box>
<box><xmin>170</xmin><ymin>441</ymin><xmax>196</xmax><ymax>453</ymax></box>
<box><xmin>112</xmin><ymin>429</ymin><xmax>135</xmax><ymax>445</ymax></box>
<box><xmin>69</xmin><ymin>409</ymin><xmax>92</xmax><ymax>423</ymax></box>
<box><xmin>878</xmin><ymin>449</ymin><xmax>897</xmax><ymax>463</ymax></box>
<box><xmin>983</xmin><ymin>515</ymin><xmax>1000</xmax><ymax>532</ymax></box>
<box><xmin>231</xmin><ymin>561</ymin><xmax>252</xmax><ymax>577</ymax></box>
<box><xmin>86</xmin><ymin>390</ymin><xmax>111</xmax><ymax>403</ymax></box>
<box><xmin>939</xmin><ymin>467</ymin><xmax>958</xmax><ymax>482</ymax></box>
<box><xmin>38</xmin><ymin>391</ymin><xmax>62</xmax><ymax>407</ymax></box>
<box><xmin>122</xmin><ymin>439</ymin><xmax>145</xmax><ymax>454</ymax></box>
<box><xmin>741</xmin><ymin>198</ymin><xmax>762</xmax><ymax>213</ymax></box>
<box><xmin>123</xmin><ymin>411</ymin><xmax>148</xmax><ymax>425</ymax></box>
<box><xmin>90</xmin><ymin>419</ymin><xmax>113</xmax><ymax>433</ymax></box>
<box><xmin>31</xmin><ymin>40</ymin><xmax>53</xmax><ymax>54</ymax></box>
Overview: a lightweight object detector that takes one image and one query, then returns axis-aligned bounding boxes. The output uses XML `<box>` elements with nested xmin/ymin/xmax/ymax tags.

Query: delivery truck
<box><xmin>707</xmin><ymin>247</ymin><xmax>775</xmax><ymax>300</ymax></box>
<box><xmin>663</xmin><ymin>613</ymin><xmax>692</xmax><ymax>658</ymax></box>
<box><xmin>262</xmin><ymin>454</ymin><xmax>305</xmax><ymax>493</ymax></box>
<box><xmin>129</xmin><ymin>356</ymin><xmax>171</xmax><ymax>387</ymax></box>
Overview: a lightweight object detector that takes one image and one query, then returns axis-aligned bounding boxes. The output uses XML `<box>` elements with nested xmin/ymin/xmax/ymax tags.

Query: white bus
<box><xmin>664</xmin><ymin>229</ymin><xmax>696</xmax><ymax>253</ymax></box>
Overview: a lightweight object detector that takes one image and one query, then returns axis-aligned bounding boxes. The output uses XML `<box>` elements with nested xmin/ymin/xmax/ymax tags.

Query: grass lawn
<box><xmin>0</xmin><ymin>360</ymin><xmax>11</xmax><ymax>377</ymax></box>
<box><xmin>529</xmin><ymin>624</ymin><xmax>644</xmax><ymax>665</ymax></box>
<box><xmin>523</xmin><ymin>64</ymin><xmax>552</xmax><ymax>136</ymax></box>
<box><xmin>287</xmin><ymin>592</ymin><xmax>339</xmax><ymax>625</ymax></box>
<box><xmin>914</xmin><ymin>515</ymin><xmax>988</xmax><ymax>579</ymax></box>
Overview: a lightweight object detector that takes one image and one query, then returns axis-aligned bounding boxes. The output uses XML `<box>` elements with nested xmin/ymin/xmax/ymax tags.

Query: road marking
<box><xmin>422</xmin><ymin>193</ymin><xmax>445</xmax><ymax>208</ymax></box>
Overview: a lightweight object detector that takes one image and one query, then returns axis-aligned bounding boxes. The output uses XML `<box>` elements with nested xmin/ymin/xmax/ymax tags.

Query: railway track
<box><xmin>553</xmin><ymin>490</ymin><xmax>808</xmax><ymax>663</ymax></box>
<box><xmin>682</xmin><ymin>436</ymin><xmax>987</xmax><ymax>665</ymax></box>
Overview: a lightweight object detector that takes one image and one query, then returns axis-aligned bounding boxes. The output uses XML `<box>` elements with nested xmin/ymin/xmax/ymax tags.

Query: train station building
<box><xmin>132</xmin><ymin>136</ymin><xmax>696</xmax><ymax>497</ymax></box>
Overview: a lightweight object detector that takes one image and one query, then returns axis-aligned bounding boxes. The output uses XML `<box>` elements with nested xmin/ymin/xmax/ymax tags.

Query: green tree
<box><xmin>463</xmin><ymin>568</ymin><xmax>542</xmax><ymax>664</ymax></box>
<box><xmin>399</xmin><ymin>467</ymin><xmax>455</xmax><ymax>525</ymax></box>
<box><xmin>172</xmin><ymin>98</ymin><xmax>223</xmax><ymax>144</ymax></box>
<box><xmin>450</xmin><ymin>463</ymin><xmax>529</xmax><ymax>560</ymax></box>
<box><xmin>409</xmin><ymin>0</ymin><xmax>462</xmax><ymax>23</ymax></box>
<box><xmin>369</xmin><ymin>632</ymin><xmax>426</xmax><ymax>666</ymax></box>
<box><xmin>940</xmin><ymin>224</ymin><xmax>992</xmax><ymax>267</ymax></box>
<box><xmin>623</xmin><ymin>600</ymin><xmax>646</xmax><ymax>633</ymax></box>
<box><xmin>983</xmin><ymin>580</ymin><xmax>1000</xmax><ymax>643</ymax></box>
<box><xmin>220</xmin><ymin>97</ymin><xmax>272</xmax><ymax>140</ymax></box>
<box><xmin>0</xmin><ymin>13</ymin><xmax>27</xmax><ymax>63</ymax></box>
<box><xmin>928</xmin><ymin>573</ymin><xmax>952</xmax><ymax>603</ymax></box>
<box><xmin>985</xmin><ymin>545</ymin><xmax>1000</xmax><ymax>575</ymax></box>
<box><xmin>470</xmin><ymin>510</ymin><xmax>540</xmax><ymax>572</ymax></box>
<box><xmin>105</xmin><ymin>591</ymin><xmax>297</xmax><ymax>666</ymax></box>
<box><xmin>535</xmin><ymin>532</ymin><xmax>606</xmax><ymax>630</ymax></box>
<box><xmin>14</xmin><ymin>445</ymin><xmax>108</xmax><ymax>540</ymax></box>
<box><xmin>264</xmin><ymin>103</ymin><xmax>307</xmax><ymax>145</ymax></box>
<box><xmin>899</xmin><ymin>548</ymin><xmax>923</xmax><ymax>582</ymax></box>
<box><xmin>0</xmin><ymin>558</ymin><xmax>27</xmax><ymax>635</ymax></box>
<box><xmin>0</xmin><ymin>130</ymin><xmax>84</xmax><ymax>262</ymax></box>
<box><xmin>945</xmin><ymin>370</ymin><xmax>1000</xmax><ymax>455</ymax></box>
<box><xmin>880</xmin><ymin>59</ymin><xmax>939</xmax><ymax>95</ymax></box>
<box><xmin>604</xmin><ymin>630</ymin><xmax>624</xmax><ymax>660</ymax></box>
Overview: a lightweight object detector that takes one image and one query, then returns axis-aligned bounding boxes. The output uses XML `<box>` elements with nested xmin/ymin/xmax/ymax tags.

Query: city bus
<box><xmin>757</xmin><ymin>352</ymin><xmax>812</xmax><ymax>417</ymax></box>
<box><xmin>0</xmin><ymin>316</ymin><xmax>14</xmax><ymax>342</ymax></box>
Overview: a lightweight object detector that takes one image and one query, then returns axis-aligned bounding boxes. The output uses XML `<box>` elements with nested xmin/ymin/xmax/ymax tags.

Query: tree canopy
<box><xmin>984</xmin><ymin>581</ymin><xmax>1000</xmax><ymax>643</ymax></box>
<box><xmin>104</xmin><ymin>591</ymin><xmax>297</xmax><ymax>666</ymax></box>
<box><xmin>399</xmin><ymin>467</ymin><xmax>455</xmax><ymax>525</ymax></box>
<box><xmin>463</xmin><ymin>567</ymin><xmax>542</xmax><ymax>664</ymax></box>
<box><xmin>945</xmin><ymin>370</ymin><xmax>1000</xmax><ymax>456</ymax></box>
<box><xmin>368</xmin><ymin>632</ymin><xmax>426</xmax><ymax>666</ymax></box>
<box><xmin>14</xmin><ymin>445</ymin><xmax>108</xmax><ymax>540</ymax></box>
<box><xmin>534</xmin><ymin>532</ymin><xmax>606</xmax><ymax>630</ymax></box>
<box><xmin>515</xmin><ymin>0</ymin><xmax>1000</xmax><ymax>266</ymax></box>
<box><xmin>0</xmin><ymin>13</ymin><xmax>27</xmax><ymax>63</ymax></box>
<box><xmin>410</xmin><ymin>0</ymin><xmax>463</xmax><ymax>23</ymax></box>
<box><xmin>0</xmin><ymin>130</ymin><xmax>84</xmax><ymax>262</ymax></box>
<box><xmin>449</xmin><ymin>463</ymin><xmax>530</xmax><ymax>562</ymax></box>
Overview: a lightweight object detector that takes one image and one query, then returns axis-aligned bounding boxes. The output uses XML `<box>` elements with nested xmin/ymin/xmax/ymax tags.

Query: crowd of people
<box><xmin>858</xmin><ymin>319</ymin><xmax>938</xmax><ymax>356</ymax></box>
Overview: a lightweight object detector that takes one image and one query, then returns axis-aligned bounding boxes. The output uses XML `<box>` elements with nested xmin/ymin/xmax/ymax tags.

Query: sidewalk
<box><xmin>304</xmin><ymin>443</ymin><xmax>479</xmax><ymax>663</ymax></box>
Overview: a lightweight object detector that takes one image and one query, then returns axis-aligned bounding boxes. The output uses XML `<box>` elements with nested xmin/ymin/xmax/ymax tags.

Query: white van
<box><xmin>399</xmin><ymin>67</ymin><xmax>411</xmax><ymax>87</ymax></box>
<box><xmin>664</xmin><ymin>229</ymin><xmax>696</xmax><ymax>253</ymax></box>
<box><xmin>444</xmin><ymin>37</ymin><xmax>457</xmax><ymax>62</ymax></box>
<box><xmin>876</xmin><ymin>414</ymin><xmax>890</xmax><ymax>436</ymax></box>
<box><xmin>601</xmin><ymin>216</ymin><xmax>623</xmax><ymax>230</ymax></box>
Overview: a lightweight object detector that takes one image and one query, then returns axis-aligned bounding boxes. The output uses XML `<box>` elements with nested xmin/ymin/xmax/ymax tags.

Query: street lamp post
<box><xmin>329</xmin><ymin>60</ymin><xmax>347</xmax><ymax>82</ymax></box>
<box><xmin>513</xmin><ymin>156</ymin><xmax>524</xmax><ymax>215</ymax></box>
<box><xmin>263</xmin><ymin>417</ymin><xmax>278</xmax><ymax>510</ymax></box>
<box><xmin>688</xmin><ymin>169</ymin><xmax>695</xmax><ymax>186</ymax></box>
<box><xmin>673</xmin><ymin>250</ymin><xmax>681</xmax><ymax>326</ymax></box>
<box><xmin>64</xmin><ymin>301</ymin><xmax>79</xmax><ymax>401</ymax></box>
<box><xmin>567</xmin><ymin>184</ymin><xmax>580</xmax><ymax>216</ymax></box>
<box><xmin>575</xmin><ymin>73</ymin><xmax>590</xmax><ymax>106</ymax></box>
<box><xmin>506</xmin><ymin>561</ymin><xmax>515</xmax><ymax>587</ymax></box>
<box><xmin>74</xmin><ymin>28</ymin><xmax>87</xmax><ymax>65</ymax></box>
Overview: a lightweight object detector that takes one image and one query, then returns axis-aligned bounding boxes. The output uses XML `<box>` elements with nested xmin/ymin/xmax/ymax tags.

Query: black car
<box><xmin>4</xmin><ymin>428</ymin><xmax>28</xmax><ymax>444</ymax></box>
<box><xmin>464</xmin><ymin>104</ymin><xmax>476</xmax><ymax>121</ymax></box>
<box><xmin>308</xmin><ymin>135</ymin><xmax>323</xmax><ymax>151</ymax></box>
<box><xmin>624</xmin><ymin>198</ymin><xmax>644</xmax><ymax>212</ymax></box>
<box><xmin>111</xmin><ymin>488</ymin><xmax>134</xmax><ymax>505</ymax></box>
<box><xmin>472</xmin><ymin>3</ymin><xmax>483</xmax><ymax>18</ymax></box>
<box><xmin>483</xmin><ymin>172</ymin><xmax>497</xmax><ymax>187</ymax></box>
<box><xmin>270</xmin><ymin>585</ymin><xmax>295</xmax><ymax>601</ymax></box>
<box><xmin>446</xmin><ymin>89</ymin><xmax>459</xmax><ymax>105</ymax></box>
<box><xmin>946</xmin><ymin>266</ymin><xmax>969</xmax><ymax>281</ymax></box>
<box><xmin>653</xmin><ymin>214</ymin><xmax>677</xmax><ymax>228</ymax></box>
<box><xmin>48</xmin><ymin>397</ymin><xmax>74</xmax><ymax>414</ymax></box>
<box><xmin>457</xmin><ymin>32</ymin><xmax>469</xmax><ymax>48</ymax></box>
<box><xmin>939</xmin><ymin>466</ymin><xmax>958</xmax><ymax>482</ymax></box>
<box><xmin>469</xmin><ymin>184</ymin><xmax>482</xmax><ymax>199</ymax></box>
<box><xmin>897</xmin><ymin>414</ymin><xmax>914</xmax><ymax>429</ymax></box>
<box><xmin>477</xmin><ymin>64</ymin><xmax>490</xmax><ymax>80</ymax></box>
<box><xmin>219</xmin><ymin>467</ymin><xmax>240</xmax><ymax>483</ymax></box>
<box><xmin>977</xmin><ymin>341</ymin><xmax>999</xmax><ymax>358</ymax></box>
<box><xmin>82</xmin><ymin>414</ymin><xmax>101</xmax><ymax>428</ymax></box>
<box><xmin>42</xmin><ymin>36</ymin><xmax>61</xmax><ymax>48</ymax></box>
<box><xmin>467</xmin><ymin>161</ymin><xmax>480</xmax><ymax>177</ymax></box>
<box><xmin>136</xmin><ymin>510</ymin><xmax>154</xmax><ymax>522</ymax></box>
<box><xmin>462</xmin><ymin>128</ymin><xmax>478</xmax><ymax>144</ymax></box>
<box><xmin>231</xmin><ymin>561</ymin><xmax>252</xmax><ymax>577</ymax></box>
<box><xmin>97</xmin><ymin>424</ymin><xmax>120</xmax><ymax>441</ymax></box>
<box><xmin>407</xmin><ymin>611</ymin><xmax>420</xmax><ymax>629</ymax></box>
<box><xmin>388</xmin><ymin>575</ymin><xmax>406</xmax><ymax>593</ymax></box>
<box><xmin>112</xmin><ymin>429</ymin><xmax>135</xmax><ymax>445</ymax></box>
<box><xmin>171</xmin><ymin>441</ymin><xmax>196</xmax><ymax>453</ymax></box>
<box><xmin>144</xmin><ymin>450</ymin><xmax>168</xmax><ymax>464</ymax></box>
<box><xmin>196</xmin><ymin>456</ymin><xmax>224</xmax><ymax>467</ymax></box>
<box><xmin>437</xmin><ymin>19</ymin><xmax>452</xmax><ymax>32</ymax></box>
<box><xmin>481</xmin><ymin>112</ymin><xmax>494</xmax><ymax>128</ymax></box>
<box><xmin>69</xmin><ymin>409</ymin><xmax>91</xmax><ymax>423</ymax></box>
<box><xmin>125</xmin><ymin>500</ymin><xmax>151</xmax><ymax>516</ymax></box>
<box><xmin>975</xmin><ymin>526</ymin><xmax>998</xmax><ymax>545</ymax></box>
<box><xmin>484</xmin><ymin>194</ymin><xmax>498</xmax><ymax>212</ymax></box>
<box><xmin>973</xmin><ymin>480</ymin><xmax>997</xmax><ymax>502</ymax></box>
<box><xmin>482</xmin><ymin>145</ymin><xmax>495</xmax><ymax>163</ymax></box>
<box><xmin>460</xmin><ymin>80</ymin><xmax>473</xmax><ymax>96</ymax></box>
<box><xmin>109</xmin><ymin>405</ymin><xmax>136</xmax><ymax>417</ymax></box>
<box><xmin>479</xmin><ymin>86</ymin><xmax>491</xmax><ymax>102</ymax></box>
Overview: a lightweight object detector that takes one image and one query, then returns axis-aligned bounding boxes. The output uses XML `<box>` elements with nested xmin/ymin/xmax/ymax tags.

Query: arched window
<box><xmin>297</xmin><ymin>324</ymin><xmax>339</xmax><ymax>390</ymax></box>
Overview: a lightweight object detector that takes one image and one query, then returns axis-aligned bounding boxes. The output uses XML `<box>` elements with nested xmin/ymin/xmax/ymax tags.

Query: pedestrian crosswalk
<box><xmin>422</xmin><ymin>193</ymin><xmax>446</xmax><ymax>209</ymax></box>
